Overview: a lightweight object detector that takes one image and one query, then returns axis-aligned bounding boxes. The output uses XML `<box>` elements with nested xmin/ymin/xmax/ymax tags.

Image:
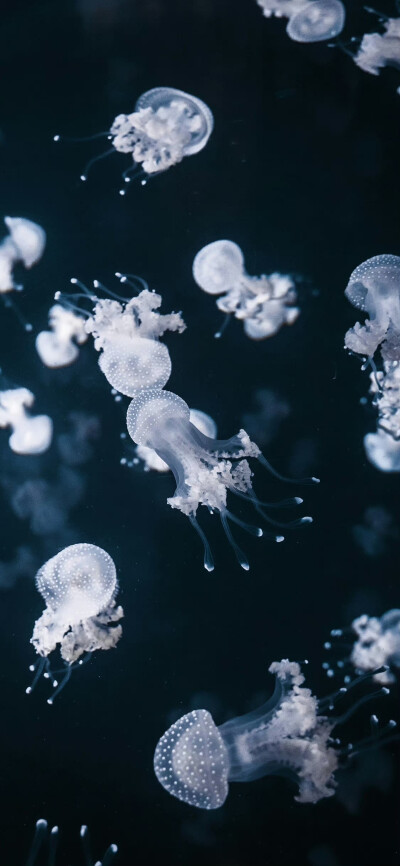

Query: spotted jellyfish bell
<box><xmin>0</xmin><ymin>386</ymin><xmax>53</xmax><ymax>454</ymax></box>
<box><xmin>134</xmin><ymin>408</ymin><xmax>217</xmax><ymax>473</ymax></box>
<box><xmin>286</xmin><ymin>0</ymin><xmax>345</xmax><ymax>43</ymax></box>
<box><xmin>27</xmin><ymin>543</ymin><xmax>124</xmax><ymax>703</ymax></box>
<box><xmin>344</xmin><ymin>254</ymin><xmax>400</xmax><ymax>361</ymax></box>
<box><xmin>36</xmin><ymin>304</ymin><xmax>88</xmax><ymax>368</ymax></box>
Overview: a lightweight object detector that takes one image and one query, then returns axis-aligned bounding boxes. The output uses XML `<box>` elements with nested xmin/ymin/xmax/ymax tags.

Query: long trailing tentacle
<box><xmin>25</xmin><ymin>819</ymin><xmax>48</xmax><ymax>866</ymax></box>
<box><xmin>189</xmin><ymin>515</ymin><xmax>214</xmax><ymax>572</ymax></box>
<box><xmin>220</xmin><ymin>511</ymin><xmax>250</xmax><ymax>571</ymax></box>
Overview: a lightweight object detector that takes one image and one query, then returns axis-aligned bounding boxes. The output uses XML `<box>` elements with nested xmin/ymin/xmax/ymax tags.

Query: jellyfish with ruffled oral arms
<box><xmin>192</xmin><ymin>240</ymin><xmax>300</xmax><ymax>340</ymax></box>
<box><xmin>256</xmin><ymin>0</ymin><xmax>345</xmax><ymax>42</ymax></box>
<box><xmin>78</xmin><ymin>283</ymin><xmax>186</xmax><ymax>397</ymax></box>
<box><xmin>354</xmin><ymin>16</ymin><xmax>400</xmax><ymax>85</ymax></box>
<box><xmin>154</xmin><ymin>658</ymin><xmax>394</xmax><ymax>809</ymax></box>
<box><xmin>344</xmin><ymin>255</ymin><xmax>400</xmax><ymax>362</ymax></box>
<box><xmin>325</xmin><ymin>611</ymin><xmax>400</xmax><ymax>686</ymax></box>
<box><xmin>36</xmin><ymin>304</ymin><xmax>88</xmax><ymax>368</ymax></box>
<box><xmin>127</xmin><ymin>388</ymin><xmax>316</xmax><ymax>571</ymax></box>
<box><xmin>55</xmin><ymin>87</ymin><xmax>213</xmax><ymax>190</ymax></box>
<box><xmin>26</xmin><ymin>818</ymin><xmax>118</xmax><ymax>866</ymax></box>
<box><xmin>0</xmin><ymin>387</ymin><xmax>53</xmax><ymax>455</ymax></box>
<box><xmin>27</xmin><ymin>543</ymin><xmax>123</xmax><ymax>703</ymax></box>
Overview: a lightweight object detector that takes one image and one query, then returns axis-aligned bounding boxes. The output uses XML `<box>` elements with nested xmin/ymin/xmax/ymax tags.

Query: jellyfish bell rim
<box><xmin>193</xmin><ymin>240</ymin><xmax>245</xmax><ymax>294</ymax></box>
<box><xmin>135</xmin><ymin>86</ymin><xmax>214</xmax><ymax>155</ymax></box>
<box><xmin>345</xmin><ymin>254</ymin><xmax>400</xmax><ymax>311</ymax></box>
<box><xmin>286</xmin><ymin>0</ymin><xmax>346</xmax><ymax>43</ymax></box>
<box><xmin>127</xmin><ymin>388</ymin><xmax>190</xmax><ymax>445</ymax></box>
<box><xmin>4</xmin><ymin>216</ymin><xmax>46</xmax><ymax>268</ymax></box>
<box><xmin>98</xmin><ymin>338</ymin><xmax>172</xmax><ymax>397</ymax></box>
<box><xmin>35</xmin><ymin>542</ymin><xmax>118</xmax><ymax>611</ymax></box>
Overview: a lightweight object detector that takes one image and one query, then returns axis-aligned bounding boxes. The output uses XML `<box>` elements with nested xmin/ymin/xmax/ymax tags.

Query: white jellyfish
<box><xmin>344</xmin><ymin>255</ymin><xmax>400</xmax><ymax>361</ymax></box>
<box><xmin>0</xmin><ymin>387</ymin><xmax>53</xmax><ymax>455</ymax></box>
<box><xmin>364</xmin><ymin>427</ymin><xmax>400</xmax><ymax>472</ymax></box>
<box><xmin>0</xmin><ymin>216</ymin><xmax>46</xmax><ymax>330</ymax></box>
<box><xmin>36</xmin><ymin>304</ymin><xmax>88</xmax><ymax>368</ymax></box>
<box><xmin>256</xmin><ymin>0</ymin><xmax>345</xmax><ymax>43</ymax></box>
<box><xmin>327</xmin><ymin>611</ymin><xmax>400</xmax><ymax>685</ymax></box>
<box><xmin>135</xmin><ymin>408</ymin><xmax>217</xmax><ymax>472</ymax></box>
<box><xmin>26</xmin><ymin>818</ymin><xmax>118</xmax><ymax>866</ymax></box>
<box><xmin>28</xmin><ymin>543</ymin><xmax>123</xmax><ymax>703</ymax></box>
<box><xmin>127</xmin><ymin>388</ymin><xmax>315</xmax><ymax>571</ymax></box>
<box><xmin>361</xmin><ymin>360</ymin><xmax>400</xmax><ymax>471</ymax></box>
<box><xmin>354</xmin><ymin>15</ymin><xmax>400</xmax><ymax>89</ymax></box>
<box><xmin>193</xmin><ymin>240</ymin><xmax>300</xmax><ymax>340</ymax></box>
<box><xmin>56</xmin><ymin>87</ymin><xmax>214</xmax><ymax>190</ymax></box>
<box><xmin>61</xmin><ymin>278</ymin><xmax>186</xmax><ymax>397</ymax></box>
<box><xmin>154</xmin><ymin>658</ymin><xmax>394</xmax><ymax>809</ymax></box>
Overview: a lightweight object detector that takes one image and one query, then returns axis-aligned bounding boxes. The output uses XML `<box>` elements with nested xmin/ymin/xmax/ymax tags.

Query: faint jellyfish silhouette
<box><xmin>256</xmin><ymin>0</ymin><xmax>345</xmax><ymax>42</ymax></box>
<box><xmin>127</xmin><ymin>388</ymin><xmax>316</xmax><ymax>571</ymax></box>
<box><xmin>11</xmin><ymin>467</ymin><xmax>85</xmax><ymax>535</ymax></box>
<box><xmin>325</xmin><ymin>610</ymin><xmax>400</xmax><ymax>684</ymax></box>
<box><xmin>36</xmin><ymin>304</ymin><xmax>88</xmax><ymax>368</ymax></box>
<box><xmin>242</xmin><ymin>388</ymin><xmax>290</xmax><ymax>447</ymax></box>
<box><xmin>192</xmin><ymin>240</ymin><xmax>300</xmax><ymax>340</ymax></box>
<box><xmin>154</xmin><ymin>659</ymin><xmax>394</xmax><ymax>809</ymax></box>
<box><xmin>354</xmin><ymin>14</ymin><xmax>400</xmax><ymax>91</ymax></box>
<box><xmin>26</xmin><ymin>818</ymin><xmax>118</xmax><ymax>866</ymax></box>
<box><xmin>57</xmin><ymin>411</ymin><xmax>101</xmax><ymax>466</ymax></box>
<box><xmin>0</xmin><ymin>216</ymin><xmax>46</xmax><ymax>330</ymax></box>
<box><xmin>0</xmin><ymin>387</ymin><xmax>53</xmax><ymax>454</ymax></box>
<box><xmin>55</xmin><ymin>87</ymin><xmax>213</xmax><ymax>191</ymax></box>
<box><xmin>135</xmin><ymin>408</ymin><xmax>217</xmax><ymax>472</ymax></box>
<box><xmin>27</xmin><ymin>543</ymin><xmax>123</xmax><ymax>703</ymax></box>
<box><xmin>352</xmin><ymin>505</ymin><xmax>398</xmax><ymax>556</ymax></box>
<box><xmin>0</xmin><ymin>546</ymin><xmax>37</xmax><ymax>590</ymax></box>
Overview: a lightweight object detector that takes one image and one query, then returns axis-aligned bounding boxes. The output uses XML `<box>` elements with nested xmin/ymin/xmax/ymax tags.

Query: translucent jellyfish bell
<box><xmin>135</xmin><ymin>87</ymin><xmax>214</xmax><ymax>157</ymax></box>
<box><xmin>28</xmin><ymin>543</ymin><xmax>123</xmax><ymax>702</ymax></box>
<box><xmin>344</xmin><ymin>254</ymin><xmax>400</xmax><ymax>359</ymax></box>
<box><xmin>0</xmin><ymin>387</ymin><xmax>53</xmax><ymax>455</ymax></box>
<box><xmin>364</xmin><ymin>428</ymin><xmax>400</xmax><ymax>473</ymax></box>
<box><xmin>192</xmin><ymin>240</ymin><xmax>245</xmax><ymax>296</ymax></box>
<box><xmin>135</xmin><ymin>408</ymin><xmax>217</xmax><ymax>473</ymax></box>
<box><xmin>155</xmin><ymin>659</ymin><xmax>392</xmax><ymax>810</ymax></box>
<box><xmin>36</xmin><ymin>304</ymin><xmax>88</xmax><ymax>368</ymax></box>
<box><xmin>4</xmin><ymin>217</ymin><xmax>46</xmax><ymax>268</ymax></box>
<box><xmin>286</xmin><ymin>0</ymin><xmax>345</xmax><ymax>43</ymax></box>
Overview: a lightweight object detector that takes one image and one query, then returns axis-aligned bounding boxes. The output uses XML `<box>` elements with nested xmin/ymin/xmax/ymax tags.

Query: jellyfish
<box><xmin>126</xmin><ymin>388</ymin><xmax>316</xmax><ymax>571</ymax></box>
<box><xmin>326</xmin><ymin>611</ymin><xmax>400</xmax><ymax>685</ymax></box>
<box><xmin>256</xmin><ymin>0</ymin><xmax>345</xmax><ymax>43</ymax></box>
<box><xmin>352</xmin><ymin>505</ymin><xmax>398</xmax><ymax>556</ymax></box>
<box><xmin>56</xmin><ymin>87</ymin><xmax>213</xmax><ymax>189</ymax></box>
<box><xmin>26</xmin><ymin>818</ymin><xmax>118</xmax><ymax>866</ymax></box>
<box><xmin>353</xmin><ymin>15</ymin><xmax>400</xmax><ymax>88</ymax></box>
<box><xmin>11</xmin><ymin>467</ymin><xmax>85</xmax><ymax>536</ymax></box>
<box><xmin>361</xmin><ymin>360</ymin><xmax>400</xmax><ymax>471</ymax></box>
<box><xmin>154</xmin><ymin>659</ymin><xmax>394</xmax><ymax>809</ymax></box>
<box><xmin>36</xmin><ymin>304</ymin><xmax>88</xmax><ymax>368</ymax></box>
<box><xmin>0</xmin><ymin>216</ymin><xmax>46</xmax><ymax>330</ymax></box>
<box><xmin>62</xmin><ymin>279</ymin><xmax>186</xmax><ymax>397</ymax></box>
<box><xmin>57</xmin><ymin>411</ymin><xmax>101</xmax><ymax>466</ymax></box>
<box><xmin>27</xmin><ymin>543</ymin><xmax>123</xmax><ymax>703</ymax></box>
<box><xmin>135</xmin><ymin>408</ymin><xmax>217</xmax><ymax>472</ymax></box>
<box><xmin>344</xmin><ymin>255</ymin><xmax>400</xmax><ymax>362</ymax></box>
<box><xmin>192</xmin><ymin>240</ymin><xmax>300</xmax><ymax>340</ymax></box>
<box><xmin>364</xmin><ymin>427</ymin><xmax>400</xmax><ymax>472</ymax></box>
<box><xmin>0</xmin><ymin>387</ymin><xmax>53</xmax><ymax>454</ymax></box>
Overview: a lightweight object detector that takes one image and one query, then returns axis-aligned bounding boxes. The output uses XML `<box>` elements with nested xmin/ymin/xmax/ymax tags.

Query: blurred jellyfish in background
<box><xmin>154</xmin><ymin>659</ymin><xmax>394</xmax><ymax>810</ymax></box>
<box><xmin>57</xmin><ymin>411</ymin><xmax>101</xmax><ymax>466</ymax></box>
<box><xmin>0</xmin><ymin>546</ymin><xmax>38</xmax><ymax>590</ymax></box>
<box><xmin>26</xmin><ymin>818</ymin><xmax>118</xmax><ymax>866</ymax></box>
<box><xmin>133</xmin><ymin>408</ymin><xmax>217</xmax><ymax>472</ymax></box>
<box><xmin>352</xmin><ymin>505</ymin><xmax>398</xmax><ymax>556</ymax></box>
<box><xmin>344</xmin><ymin>255</ymin><xmax>400</xmax><ymax>471</ymax></box>
<box><xmin>10</xmin><ymin>466</ymin><xmax>85</xmax><ymax>536</ymax></box>
<box><xmin>0</xmin><ymin>216</ymin><xmax>46</xmax><ymax>330</ymax></box>
<box><xmin>256</xmin><ymin>0</ymin><xmax>345</xmax><ymax>43</ymax></box>
<box><xmin>327</xmin><ymin>611</ymin><xmax>400</xmax><ymax>684</ymax></box>
<box><xmin>64</xmin><ymin>279</ymin><xmax>186</xmax><ymax>397</ymax></box>
<box><xmin>192</xmin><ymin>240</ymin><xmax>300</xmax><ymax>340</ymax></box>
<box><xmin>55</xmin><ymin>87</ymin><xmax>213</xmax><ymax>190</ymax></box>
<box><xmin>28</xmin><ymin>543</ymin><xmax>123</xmax><ymax>703</ymax></box>
<box><xmin>127</xmin><ymin>388</ymin><xmax>315</xmax><ymax>571</ymax></box>
<box><xmin>0</xmin><ymin>386</ymin><xmax>53</xmax><ymax>454</ymax></box>
<box><xmin>242</xmin><ymin>388</ymin><xmax>290</xmax><ymax>447</ymax></box>
<box><xmin>36</xmin><ymin>304</ymin><xmax>88</xmax><ymax>368</ymax></box>
<box><xmin>353</xmin><ymin>13</ymin><xmax>400</xmax><ymax>92</ymax></box>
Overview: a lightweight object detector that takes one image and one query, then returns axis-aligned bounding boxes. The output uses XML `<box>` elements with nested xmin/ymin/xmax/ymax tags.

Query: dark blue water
<box><xmin>0</xmin><ymin>1</ymin><xmax>399</xmax><ymax>864</ymax></box>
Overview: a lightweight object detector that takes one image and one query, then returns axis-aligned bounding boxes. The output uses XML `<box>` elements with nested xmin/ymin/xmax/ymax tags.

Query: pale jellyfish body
<box><xmin>193</xmin><ymin>240</ymin><xmax>300</xmax><ymax>340</ymax></box>
<box><xmin>364</xmin><ymin>428</ymin><xmax>400</xmax><ymax>472</ymax></box>
<box><xmin>354</xmin><ymin>18</ymin><xmax>400</xmax><ymax>81</ymax></box>
<box><xmin>345</xmin><ymin>255</ymin><xmax>400</xmax><ymax>360</ymax></box>
<box><xmin>127</xmin><ymin>388</ymin><xmax>313</xmax><ymax>571</ymax></box>
<box><xmin>29</xmin><ymin>543</ymin><xmax>123</xmax><ymax>702</ymax></box>
<box><xmin>36</xmin><ymin>305</ymin><xmax>88</xmax><ymax>368</ymax></box>
<box><xmin>154</xmin><ymin>659</ymin><xmax>382</xmax><ymax>809</ymax></box>
<box><xmin>351</xmin><ymin>612</ymin><xmax>400</xmax><ymax>683</ymax></box>
<box><xmin>110</xmin><ymin>87</ymin><xmax>214</xmax><ymax>177</ymax></box>
<box><xmin>257</xmin><ymin>0</ymin><xmax>345</xmax><ymax>42</ymax></box>
<box><xmin>136</xmin><ymin>408</ymin><xmax>217</xmax><ymax>472</ymax></box>
<box><xmin>0</xmin><ymin>218</ymin><xmax>46</xmax><ymax>332</ymax></box>
<box><xmin>84</xmin><ymin>287</ymin><xmax>185</xmax><ymax>397</ymax></box>
<box><xmin>0</xmin><ymin>387</ymin><xmax>52</xmax><ymax>455</ymax></box>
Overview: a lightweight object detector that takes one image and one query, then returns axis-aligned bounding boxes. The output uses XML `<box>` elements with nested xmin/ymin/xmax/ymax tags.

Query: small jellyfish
<box><xmin>256</xmin><ymin>0</ymin><xmax>345</xmax><ymax>42</ymax></box>
<box><xmin>354</xmin><ymin>15</ymin><xmax>400</xmax><ymax>87</ymax></box>
<box><xmin>364</xmin><ymin>427</ymin><xmax>400</xmax><ymax>472</ymax></box>
<box><xmin>26</xmin><ymin>818</ymin><xmax>118</xmax><ymax>866</ymax></box>
<box><xmin>352</xmin><ymin>505</ymin><xmax>398</xmax><ymax>556</ymax></box>
<box><xmin>135</xmin><ymin>408</ymin><xmax>217</xmax><ymax>472</ymax></box>
<box><xmin>62</xmin><ymin>278</ymin><xmax>186</xmax><ymax>397</ymax></box>
<box><xmin>154</xmin><ymin>659</ymin><xmax>394</xmax><ymax>809</ymax></box>
<box><xmin>27</xmin><ymin>543</ymin><xmax>124</xmax><ymax>703</ymax></box>
<box><xmin>57</xmin><ymin>411</ymin><xmax>100</xmax><ymax>466</ymax></box>
<box><xmin>36</xmin><ymin>304</ymin><xmax>88</xmax><ymax>368</ymax></box>
<box><xmin>344</xmin><ymin>255</ymin><xmax>400</xmax><ymax>361</ymax></box>
<box><xmin>127</xmin><ymin>388</ymin><xmax>315</xmax><ymax>571</ymax></box>
<box><xmin>56</xmin><ymin>87</ymin><xmax>213</xmax><ymax>189</ymax></box>
<box><xmin>0</xmin><ymin>216</ymin><xmax>46</xmax><ymax>330</ymax></box>
<box><xmin>0</xmin><ymin>387</ymin><xmax>53</xmax><ymax>454</ymax></box>
<box><xmin>327</xmin><ymin>611</ymin><xmax>400</xmax><ymax>685</ymax></box>
<box><xmin>192</xmin><ymin>240</ymin><xmax>300</xmax><ymax>340</ymax></box>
